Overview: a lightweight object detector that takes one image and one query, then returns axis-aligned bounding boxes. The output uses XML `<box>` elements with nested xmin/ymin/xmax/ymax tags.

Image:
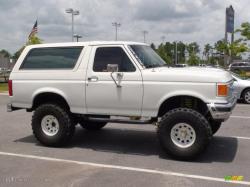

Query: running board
<box><xmin>87</xmin><ymin>117</ymin><xmax>154</xmax><ymax>124</ymax></box>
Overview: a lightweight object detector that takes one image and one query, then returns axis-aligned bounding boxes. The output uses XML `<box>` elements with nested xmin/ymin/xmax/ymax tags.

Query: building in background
<box><xmin>0</xmin><ymin>54</ymin><xmax>15</xmax><ymax>71</ymax></box>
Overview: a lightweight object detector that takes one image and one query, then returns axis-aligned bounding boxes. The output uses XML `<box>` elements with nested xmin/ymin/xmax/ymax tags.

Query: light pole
<box><xmin>175</xmin><ymin>41</ymin><xmax>178</xmax><ymax>65</ymax></box>
<box><xmin>161</xmin><ymin>36</ymin><xmax>166</xmax><ymax>44</ymax></box>
<box><xmin>73</xmin><ymin>34</ymin><xmax>82</xmax><ymax>42</ymax></box>
<box><xmin>112</xmin><ymin>22</ymin><xmax>121</xmax><ymax>41</ymax></box>
<box><xmin>142</xmin><ymin>30</ymin><xmax>148</xmax><ymax>43</ymax></box>
<box><xmin>177</xmin><ymin>51</ymin><xmax>181</xmax><ymax>64</ymax></box>
<box><xmin>65</xmin><ymin>8</ymin><xmax>80</xmax><ymax>42</ymax></box>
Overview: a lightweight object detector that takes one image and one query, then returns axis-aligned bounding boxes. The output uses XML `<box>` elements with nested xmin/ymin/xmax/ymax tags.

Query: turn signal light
<box><xmin>217</xmin><ymin>84</ymin><xmax>228</xmax><ymax>97</ymax></box>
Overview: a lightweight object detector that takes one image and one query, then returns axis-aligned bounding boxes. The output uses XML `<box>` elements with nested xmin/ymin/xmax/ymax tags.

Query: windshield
<box><xmin>129</xmin><ymin>45</ymin><xmax>166</xmax><ymax>68</ymax></box>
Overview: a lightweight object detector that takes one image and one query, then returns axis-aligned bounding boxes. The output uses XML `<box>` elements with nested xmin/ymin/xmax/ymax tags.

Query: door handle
<box><xmin>88</xmin><ymin>76</ymin><xmax>98</xmax><ymax>82</ymax></box>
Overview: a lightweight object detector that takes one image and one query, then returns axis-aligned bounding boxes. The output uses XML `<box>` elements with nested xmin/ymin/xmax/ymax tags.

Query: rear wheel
<box><xmin>157</xmin><ymin>108</ymin><xmax>212</xmax><ymax>160</ymax></box>
<box><xmin>31</xmin><ymin>104</ymin><xmax>75</xmax><ymax>147</ymax></box>
<box><xmin>243</xmin><ymin>89</ymin><xmax>250</xmax><ymax>104</ymax></box>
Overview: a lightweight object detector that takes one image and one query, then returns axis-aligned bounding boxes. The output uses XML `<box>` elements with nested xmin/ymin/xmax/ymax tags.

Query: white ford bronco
<box><xmin>8</xmin><ymin>41</ymin><xmax>237</xmax><ymax>160</ymax></box>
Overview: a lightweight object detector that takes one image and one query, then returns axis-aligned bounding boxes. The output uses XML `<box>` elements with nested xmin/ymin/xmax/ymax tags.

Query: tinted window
<box><xmin>21</xmin><ymin>47</ymin><xmax>83</xmax><ymax>69</ymax></box>
<box><xmin>93</xmin><ymin>47</ymin><xmax>136</xmax><ymax>72</ymax></box>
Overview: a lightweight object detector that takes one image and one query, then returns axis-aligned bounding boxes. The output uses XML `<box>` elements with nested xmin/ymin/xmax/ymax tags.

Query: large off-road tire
<box><xmin>243</xmin><ymin>88</ymin><xmax>250</xmax><ymax>104</ymax></box>
<box><xmin>31</xmin><ymin>104</ymin><xmax>75</xmax><ymax>147</ymax></box>
<box><xmin>79</xmin><ymin>121</ymin><xmax>107</xmax><ymax>131</ymax></box>
<box><xmin>210</xmin><ymin>121</ymin><xmax>221</xmax><ymax>135</ymax></box>
<box><xmin>157</xmin><ymin>108</ymin><xmax>212</xmax><ymax>160</ymax></box>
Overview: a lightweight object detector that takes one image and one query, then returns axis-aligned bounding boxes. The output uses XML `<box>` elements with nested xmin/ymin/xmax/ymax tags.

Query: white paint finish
<box><xmin>0</xmin><ymin>151</ymin><xmax>249</xmax><ymax>185</ymax></box>
<box><xmin>86</xmin><ymin>45</ymin><xmax>143</xmax><ymax>116</ymax></box>
<box><xmin>9</xmin><ymin>41</ymin><xmax>235</xmax><ymax>118</ymax></box>
<box><xmin>142</xmin><ymin>67</ymin><xmax>233</xmax><ymax>83</ymax></box>
<box><xmin>11</xmin><ymin>80</ymin><xmax>86</xmax><ymax>114</ymax></box>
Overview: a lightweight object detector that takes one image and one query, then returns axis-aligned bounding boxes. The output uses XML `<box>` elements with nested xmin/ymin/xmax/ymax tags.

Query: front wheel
<box><xmin>157</xmin><ymin>108</ymin><xmax>212</xmax><ymax>160</ymax></box>
<box><xmin>31</xmin><ymin>104</ymin><xmax>75</xmax><ymax>147</ymax></box>
<box><xmin>243</xmin><ymin>89</ymin><xmax>250</xmax><ymax>104</ymax></box>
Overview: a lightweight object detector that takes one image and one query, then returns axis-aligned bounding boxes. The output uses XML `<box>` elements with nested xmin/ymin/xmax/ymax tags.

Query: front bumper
<box><xmin>207</xmin><ymin>96</ymin><xmax>237</xmax><ymax>121</ymax></box>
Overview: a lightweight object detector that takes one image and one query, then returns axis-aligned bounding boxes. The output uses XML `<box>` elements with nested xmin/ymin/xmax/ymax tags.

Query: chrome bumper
<box><xmin>207</xmin><ymin>97</ymin><xmax>237</xmax><ymax>121</ymax></box>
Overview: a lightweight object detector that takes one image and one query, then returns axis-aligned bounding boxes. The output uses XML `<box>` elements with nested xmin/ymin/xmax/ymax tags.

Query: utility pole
<box><xmin>175</xmin><ymin>41</ymin><xmax>178</xmax><ymax>65</ymax></box>
<box><xmin>65</xmin><ymin>8</ymin><xmax>80</xmax><ymax>42</ymax></box>
<box><xmin>73</xmin><ymin>34</ymin><xmax>82</xmax><ymax>42</ymax></box>
<box><xmin>112</xmin><ymin>22</ymin><xmax>121</xmax><ymax>41</ymax></box>
<box><xmin>161</xmin><ymin>36</ymin><xmax>166</xmax><ymax>44</ymax></box>
<box><xmin>142</xmin><ymin>30</ymin><xmax>148</xmax><ymax>43</ymax></box>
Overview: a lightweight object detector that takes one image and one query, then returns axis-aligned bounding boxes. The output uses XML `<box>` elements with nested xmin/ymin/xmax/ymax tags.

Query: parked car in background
<box><xmin>174</xmin><ymin>64</ymin><xmax>188</xmax><ymax>67</ymax></box>
<box><xmin>229</xmin><ymin>62</ymin><xmax>250</xmax><ymax>72</ymax></box>
<box><xmin>231</xmin><ymin>72</ymin><xmax>250</xmax><ymax>104</ymax></box>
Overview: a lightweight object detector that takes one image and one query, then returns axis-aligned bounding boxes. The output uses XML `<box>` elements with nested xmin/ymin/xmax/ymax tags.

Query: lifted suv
<box><xmin>8</xmin><ymin>41</ymin><xmax>237</xmax><ymax>160</ymax></box>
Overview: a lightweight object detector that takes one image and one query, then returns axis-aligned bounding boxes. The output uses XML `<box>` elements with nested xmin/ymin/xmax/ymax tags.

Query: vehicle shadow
<box><xmin>15</xmin><ymin>127</ymin><xmax>238</xmax><ymax>163</ymax></box>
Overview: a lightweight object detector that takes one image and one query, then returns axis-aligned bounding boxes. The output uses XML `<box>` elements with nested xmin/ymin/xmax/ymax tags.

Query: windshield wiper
<box><xmin>145</xmin><ymin>64</ymin><xmax>163</xmax><ymax>68</ymax></box>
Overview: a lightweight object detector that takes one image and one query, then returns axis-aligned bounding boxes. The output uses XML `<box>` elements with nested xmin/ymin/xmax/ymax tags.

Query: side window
<box><xmin>93</xmin><ymin>47</ymin><xmax>136</xmax><ymax>72</ymax></box>
<box><xmin>20</xmin><ymin>47</ymin><xmax>83</xmax><ymax>69</ymax></box>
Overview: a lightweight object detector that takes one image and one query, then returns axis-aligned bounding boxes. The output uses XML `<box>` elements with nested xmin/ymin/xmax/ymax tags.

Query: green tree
<box><xmin>187</xmin><ymin>42</ymin><xmax>200</xmax><ymax>55</ymax></box>
<box><xmin>236</xmin><ymin>22</ymin><xmax>250</xmax><ymax>40</ymax></box>
<box><xmin>157</xmin><ymin>44</ymin><xmax>171</xmax><ymax>64</ymax></box>
<box><xmin>27</xmin><ymin>35</ymin><xmax>43</xmax><ymax>45</ymax></box>
<box><xmin>13</xmin><ymin>46</ymin><xmax>25</xmax><ymax>60</ymax></box>
<box><xmin>176</xmin><ymin>42</ymin><xmax>186</xmax><ymax>64</ymax></box>
<box><xmin>164</xmin><ymin>42</ymin><xmax>174</xmax><ymax>63</ymax></box>
<box><xmin>187</xmin><ymin>53</ymin><xmax>199</xmax><ymax>66</ymax></box>
<box><xmin>214</xmin><ymin>39</ymin><xmax>248</xmax><ymax>59</ymax></box>
<box><xmin>203</xmin><ymin>44</ymin><xmax>212</xmax><ymax>62</ymax></box>
<box><xmin>13</xmin><ymin>35</ymin><xmax>43</xmax><ymax>60</ymax></box>
<box><xmin>150</xmin><ymin>43</ymin><xmax>156</xmax><ymax>51</ymax></box>
<box><xmin>0</xmin><ymin>49</ymin><xmax>11</xmax><ymax>58</ymax></box>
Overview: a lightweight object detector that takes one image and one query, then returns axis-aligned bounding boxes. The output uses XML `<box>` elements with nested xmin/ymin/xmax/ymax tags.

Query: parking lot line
<box><xmin>0</xmin><ymin>151</ymin><xmax>249</xmax><ymax>185</ymax></box>
<box><xmin>233</xmin><ymin>136</ymin><xmax>250</xmax><ymax>140</ymax></box>
<box><xmin>231</xmin><ymin>116</ymin><xmax>250</xmax><ymax>119</ymax></box>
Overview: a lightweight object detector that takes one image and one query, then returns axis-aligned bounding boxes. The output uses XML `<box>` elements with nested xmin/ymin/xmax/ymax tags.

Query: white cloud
<box><xmin>0</xmin><ymin>0</ymin><xmax>249</xmax><ymax>54</ymax></box>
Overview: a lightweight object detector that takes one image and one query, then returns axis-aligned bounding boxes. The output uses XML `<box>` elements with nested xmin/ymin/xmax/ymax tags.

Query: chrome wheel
<box><xmin>244</xmin><ymin>90</ymin><xmax>250</xmax><ymax>104</ymax></box>
<box><xmin>170</xmin><ymin>123</ymin><xmax>196</xmax><ymax>148</ymax></box>
<box><xmin>41</xmin><ymin>115</ymin><xmax>60</xmax><ymax>136</ymax></box>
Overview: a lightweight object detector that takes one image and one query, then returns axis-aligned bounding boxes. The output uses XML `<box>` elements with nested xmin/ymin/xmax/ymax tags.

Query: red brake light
<box><xmin>8</xmin><ymin>80</ymin><xmax>13</xmax><ymax>96</ymax></box>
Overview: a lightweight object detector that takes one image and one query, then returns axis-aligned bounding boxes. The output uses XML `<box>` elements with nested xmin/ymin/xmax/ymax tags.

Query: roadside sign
<box><xmin>226</xmin><ymin>5</ymin><xmax>234</xmax><ymax>33</ymax></box>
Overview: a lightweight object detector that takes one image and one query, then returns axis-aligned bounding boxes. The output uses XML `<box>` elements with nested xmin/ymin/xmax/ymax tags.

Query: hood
<box><xmin>142</xmin><ymin>67</ymin><xmax>233</xmax><ymax>83</ymax></box>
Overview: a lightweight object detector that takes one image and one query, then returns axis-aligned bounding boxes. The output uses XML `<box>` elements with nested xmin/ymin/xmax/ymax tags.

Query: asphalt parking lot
<box><xmin>0</xmin><ymin>94</ymin><xmax>250</xmax><ymax>187</ymax></box>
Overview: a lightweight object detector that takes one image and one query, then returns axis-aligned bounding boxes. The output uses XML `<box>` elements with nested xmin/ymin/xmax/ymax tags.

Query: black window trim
<box><xmin>92</xmin><ymin>46</ymin><xmax>137</xmax><ymax>73</ymax></box>
<box><xmin>19</xmin><ymin>46</ymin><xmax>84</xmax><ymax>70</ymax></box>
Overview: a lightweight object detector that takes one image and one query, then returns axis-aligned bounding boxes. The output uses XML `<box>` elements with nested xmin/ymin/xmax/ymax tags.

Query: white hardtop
<box><xmin>26</xmin><ymin>41</ymin><xmax>148</xmax><ymax>49</ymax></box>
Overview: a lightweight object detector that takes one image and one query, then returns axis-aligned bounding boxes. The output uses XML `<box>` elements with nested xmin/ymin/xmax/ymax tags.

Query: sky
<box><xmin>0</xmin><ymin>0</ymin><xmax>249</xmax><ymax>54</ymax></box>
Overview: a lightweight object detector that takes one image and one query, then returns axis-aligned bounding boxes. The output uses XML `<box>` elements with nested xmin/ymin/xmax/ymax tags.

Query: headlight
<box><xmin>217</xmin><ymin>83</ymin><xmax>229</xmax><ymax>97</ymax></box>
